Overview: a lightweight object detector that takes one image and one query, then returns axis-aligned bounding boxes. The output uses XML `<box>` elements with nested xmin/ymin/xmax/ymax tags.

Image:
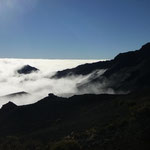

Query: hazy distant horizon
<box><xmin>0</xmin><ymin>58</ymin><xmax>105</xmax><ymax>60</ymax></box>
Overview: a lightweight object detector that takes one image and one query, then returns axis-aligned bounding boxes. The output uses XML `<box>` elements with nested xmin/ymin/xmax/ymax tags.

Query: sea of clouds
<box><xmin>0</xmin><ymin>59</ymin><xmax>105</xmax><ymax>107</ymax></box>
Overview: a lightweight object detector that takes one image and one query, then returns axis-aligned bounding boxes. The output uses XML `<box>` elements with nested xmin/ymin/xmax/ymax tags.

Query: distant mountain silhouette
<box><xmin>52</xmin><ymin>60</ymin><xmax>113</xmax><ymax>78</ymax></box>
<box><xmin>17</xmin><ymin>65</ymin><xmax>39</xmax><ymax>74</ymax></box>
<box><xmin>53</xmin><ymin>43</ymin><xmax>150</xmax><ymax>93</ymax></box>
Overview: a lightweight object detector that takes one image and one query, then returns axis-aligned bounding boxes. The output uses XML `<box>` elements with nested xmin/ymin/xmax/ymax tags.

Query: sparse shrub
<box><xmin>51</xmin><ymin>139</ymin><xmax>81</xmax><ymax>150</ymax></box>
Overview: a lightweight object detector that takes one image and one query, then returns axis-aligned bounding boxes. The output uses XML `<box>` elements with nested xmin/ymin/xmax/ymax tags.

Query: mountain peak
<box><xmin>17</xmin><ymin>65</ymin><xmax>39</xmax><ymax>74</ymax></box>
<box><xmin>1</xmin><ymin>101</ymin><xmax>17</xmax><ymax>110</ymax></box>
<box><xmin>141</xmin><ymin>42</ymin><xmax>150</xmax><ymax>50</ymax></box>
<box><xmin>138</xmin><ymin>42</ymin><xmax>150</xmax><ymax>57</ymax></box>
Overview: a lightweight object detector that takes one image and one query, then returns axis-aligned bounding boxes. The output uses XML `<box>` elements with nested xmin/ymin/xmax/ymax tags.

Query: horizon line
<box><xmin>0</xmin><ymin>58</ymin><xmax>109</xmax><ymax>61</ymax></box>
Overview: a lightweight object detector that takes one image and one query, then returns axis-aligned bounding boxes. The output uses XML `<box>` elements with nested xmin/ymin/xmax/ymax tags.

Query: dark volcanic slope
<box><xmin>17</xmin><ymin>65</ymin><xmax>39</xmax><ymax>74</ymax></box>
<box><xmin>52</xmin><ymin>60</ymin><xmax>113</xmax><ymax>78</ymax></box>
<box><xmin>0</xmin><ymin>91</ymin><xmax>150</xmax><ymax>150</ymax></box>
<box><xmin>88</xmin><ymin>43</ymin><xmax>150</xmax><ymax>92</ymax></box>
<box><xmin>53</xmin><ymin>43</ymin><xmax>150</xmax><ymax>93</ymax></box>
<box><xmin>53</xmin><ymin>43</ymin><xmax>150</xmax><ymax>78</ymax></box>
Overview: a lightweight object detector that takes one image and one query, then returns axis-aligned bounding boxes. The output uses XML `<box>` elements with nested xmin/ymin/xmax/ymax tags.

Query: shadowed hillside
<box><xmin>0</xmin><ymin>91</ymin><xmax>150</xmax><ymax>150</ymax></box>
<box><xmin>53</xmin><ymin>43</ymin><xmax>150</xmax><ymax>93</ymax></box>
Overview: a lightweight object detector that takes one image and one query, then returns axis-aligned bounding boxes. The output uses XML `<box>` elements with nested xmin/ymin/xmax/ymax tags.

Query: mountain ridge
<box><xmin>52</xmin><ymin>43</ymin><xmax>150</xmax><ymax>94</ymax></box>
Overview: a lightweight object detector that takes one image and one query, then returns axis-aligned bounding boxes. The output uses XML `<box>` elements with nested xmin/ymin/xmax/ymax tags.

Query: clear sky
<box><xmin>0</xmin><ymin>0</ymin><xmax>150</xmax><ymax>59</ymax></box>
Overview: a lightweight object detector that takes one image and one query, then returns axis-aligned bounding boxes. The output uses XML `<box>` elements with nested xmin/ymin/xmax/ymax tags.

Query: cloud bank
<box><xmin>0</xmin><ymin>59</ymin><xmax>103</xmax><ymax>107</ymax></box>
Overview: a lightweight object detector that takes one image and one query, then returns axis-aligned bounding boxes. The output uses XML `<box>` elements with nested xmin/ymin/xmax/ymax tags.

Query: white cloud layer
<box><xmin>0</xmin><ymin>59</ymin><xmax>103</xmax><ymax>107</ymax></box>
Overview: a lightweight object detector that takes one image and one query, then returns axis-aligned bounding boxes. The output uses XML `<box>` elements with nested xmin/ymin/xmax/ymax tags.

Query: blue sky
<box><xmin>0</xmin><ymin>0</ymin><xmax>150</xmax><ymax>59</ymax></box>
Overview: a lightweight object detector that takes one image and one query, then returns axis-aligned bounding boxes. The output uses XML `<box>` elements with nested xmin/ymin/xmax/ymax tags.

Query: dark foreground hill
<box><xmin>0</xmin><ymin>90</ymin><xmax>150</xmax><ymax>150</ymax></box>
